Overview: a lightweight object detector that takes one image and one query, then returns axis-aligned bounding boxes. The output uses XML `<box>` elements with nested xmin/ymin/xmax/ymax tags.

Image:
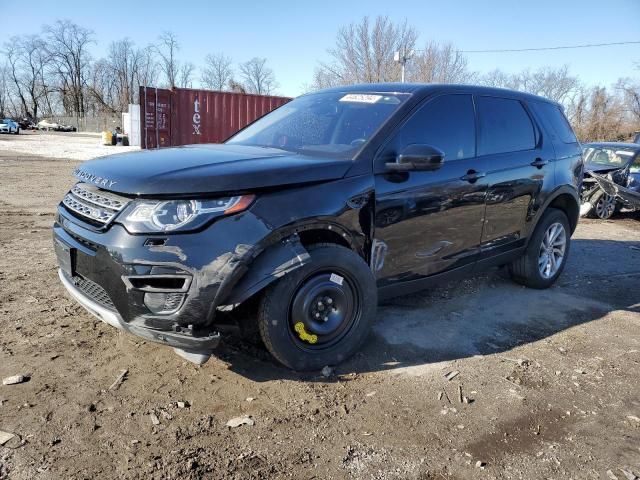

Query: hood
<box><xmin>74</xmin><ymin>144</ymin><xmax>353</xmax><ymax>196</ymax></box>
<box><xmin>584</xmin><ymin>162</ymin><xmax>627</xmax><ymax>174</ymax></box>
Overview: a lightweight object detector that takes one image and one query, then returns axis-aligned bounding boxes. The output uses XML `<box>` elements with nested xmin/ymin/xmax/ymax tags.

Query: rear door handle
<box><xmin>460</xmin><ymin>170</ymin><xmax>487</xmax><ymax>182</ymax></box>
<box><xmin>531</xmin><ymin>158</ymin><xmax>548</xmax><ymax>168</ymax></box>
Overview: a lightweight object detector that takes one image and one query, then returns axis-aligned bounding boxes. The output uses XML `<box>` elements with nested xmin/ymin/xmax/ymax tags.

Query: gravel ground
<box><xmin>0</xmin><ymin>139</ymin><xmax>639</xmax><ymax>479</ymax></box>
<box><xmin>0</xmin><ymin>130</ymin><xmax>138</xmax><ymax>161</ymax></box>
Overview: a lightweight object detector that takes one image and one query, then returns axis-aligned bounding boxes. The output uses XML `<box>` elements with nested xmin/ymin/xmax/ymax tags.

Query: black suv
<box><xmin>53</xmin><ymin>84</ymin><xmax>583</xmax><ymax>370</ymax></box>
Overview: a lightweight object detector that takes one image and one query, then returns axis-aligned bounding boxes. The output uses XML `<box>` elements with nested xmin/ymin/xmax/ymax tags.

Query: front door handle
<box><xmin>531</xmin><ymin>158</ymin><xmax>548</xmax><ymax>168</ymax></box>
<box><xmin>460</xmin><ymin>170</ymin><xmax>487</xmax><ymax>182</ymax></box>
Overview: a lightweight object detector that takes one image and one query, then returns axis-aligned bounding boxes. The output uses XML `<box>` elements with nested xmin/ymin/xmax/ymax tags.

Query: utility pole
<box><xmin>394</xmin><ymin>48</ymin><xmax>414</xmax><ymax>83</ymax></box>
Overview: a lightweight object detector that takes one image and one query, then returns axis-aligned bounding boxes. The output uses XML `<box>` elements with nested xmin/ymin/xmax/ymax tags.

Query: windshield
<box><xmin>226</xmin><ymin>92</ymin><xmax>409</xmax><ymax>159</ymax></box>
<box><xmin>583</xmin><ymin>146</ymin><xmax>635</xmax><ymax>168</ymax></box>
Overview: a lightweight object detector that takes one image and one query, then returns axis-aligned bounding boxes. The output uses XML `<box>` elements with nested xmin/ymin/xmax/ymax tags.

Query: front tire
<box><xmin>508</xmin><ymin>208</ymin><xmax>570</xmax><ymax>289</ymax></box>
<box><xmin>589</xmin><ymin>190</ymin><xmax>617</xmax><ymax>219</ymax></box>
<box><xmin>257</xmin><ymin>244</ymin><xmax>377</xmax><ymax>371</ymax></box>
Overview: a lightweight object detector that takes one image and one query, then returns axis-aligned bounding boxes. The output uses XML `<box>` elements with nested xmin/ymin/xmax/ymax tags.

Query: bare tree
<box><xmin>156</xmin><ymin>31</ymin><xmax>180</xmax><ymax>88</ymax></box>
<box><xmin>0</xmin><ymin>62</ymin><xmax>9</xmax><ymax>117</ymax></box>
<box><xmin>44</xmin><ymin>20</ymin><xmax>94</xmax><ymax>121</ymax></box>
<box><xmin>135</xmin><ymin>45</ymin><xmax>160</xmax><ymax>91</ymax></box>
<box><xmin>88</xmin><ymin>57</ymin><xmax>119</xmax><ymax>114</ymax></box>
<box><xmin>4</xmin><ymin>34</ymin><xmax>53</xmax><ymax>120</ymax></box>
<box><xmin>409</xmin><ymin>41</ymin><xmax>475</xmax><ymax>84</ymax></box>
<box><xmin>312</xmin><ymin>16</ymin><xmax>417</xmax><ymax>88</ymax></box>
<box><xmin>616</xmin><ymin>75</ymin><xmax>640</xmax><ymax>124</ymax></box>
<box><xmin>239</xmin><ymin>57</ymin><xmax>277</xmax><ymax>94</ymax></box>
<box><xmin>201</xmin><ymin>53</ymin><xmax>233</xmax><ymax>91</ymax></box>
<box><xmin>569</xmin><ymin>86</ymin><xmax>630</xmax><ymax>141</ymax></box>
<box><xmin>178</xmin><ymin>62</ymin><xmax>195</xmax><ymax>88</ymax></box>
<box><xmin>481</xmin><ymin>65</ymin><xmax>580</xmax><ymax>105</ymax></box>
<box><xmin>108</xmin><ymin>38</ymin><xmax>140</xmax><ymax>108</ymax></box>
<box><xmin>228</xmin><ymin>79</ymin><xmax>247</xmax><ymax>94</ymax></box>
<box><xmin>88</xmin><ymin>38</ymin><xmax>160</xmax><ymax>114</ymax></box>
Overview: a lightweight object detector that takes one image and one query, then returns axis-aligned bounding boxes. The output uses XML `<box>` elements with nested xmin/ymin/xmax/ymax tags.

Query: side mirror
<box><xmin>386</xmin><ymin>144</ymin><xmax>445</xmax><ymax>172</ymax></box>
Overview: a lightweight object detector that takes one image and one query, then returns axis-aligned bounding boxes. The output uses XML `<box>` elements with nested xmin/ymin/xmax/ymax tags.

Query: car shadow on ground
<box><xmin>217</xmin><ymin>238</ymin><xmax>640</xmax><ymax>382</ymax></box>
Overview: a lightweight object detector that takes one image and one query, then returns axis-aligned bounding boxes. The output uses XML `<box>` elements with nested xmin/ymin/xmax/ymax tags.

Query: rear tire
<box><xmin>257</xmin><ymin>244</ymin><xmax>377</xmax><ymax>371</ymax></box>
<box><xmin>508</xmin><ymin>208</ymin><xmax>570</xmax><ymax>289</ymax></box>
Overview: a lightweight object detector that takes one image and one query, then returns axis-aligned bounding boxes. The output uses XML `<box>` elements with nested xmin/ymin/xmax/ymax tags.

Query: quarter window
<box><xmin>531</xmin><ymin>101</ymin><xmax>577</xmax><ymax>144</ymax></box>
<box><xmin>476</xmin><ymin>97</ymin><xmax>536</xmax><ymax>156</ymax></box>
<box><xmin>391</xmin><ymin>94</ymin><xmax>476</xmax><ymax>161</ymax></box>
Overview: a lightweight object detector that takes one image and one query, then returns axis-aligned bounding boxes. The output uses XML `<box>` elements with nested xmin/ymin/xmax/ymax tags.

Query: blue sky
<box><xmin>3</xmin><ymin>0</ymin><xmax>639</xmax><ymax>97</ymax></box>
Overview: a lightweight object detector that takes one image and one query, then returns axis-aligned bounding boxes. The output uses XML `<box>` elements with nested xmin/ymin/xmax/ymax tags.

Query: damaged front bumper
<box><xmin>53</xmin><ymin>205</ymin><xmax>309</xmax><ymax>364</ymax></box>
<box><xmin>58</xmin><ymin>269</ymin><xmax>219</xmax><ymax>364</ymax></box>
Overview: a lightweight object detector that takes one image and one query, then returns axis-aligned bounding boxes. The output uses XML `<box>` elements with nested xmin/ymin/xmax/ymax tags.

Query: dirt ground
<box><xmin>0</xmin><ymin>142</ymin><xmax>639</xmax><ymax>479</ymax></box>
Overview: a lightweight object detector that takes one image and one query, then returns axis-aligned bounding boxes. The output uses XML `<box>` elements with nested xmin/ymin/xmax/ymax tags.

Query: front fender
<box><xmin>221</xmin><ymin>236</ymin><xmax>310</xmax><ymax>306</ymax></box>
<box><xmin>590</xmin><ymin>172</ymin><xmax>640</xmax><ymax>208</ymax></box>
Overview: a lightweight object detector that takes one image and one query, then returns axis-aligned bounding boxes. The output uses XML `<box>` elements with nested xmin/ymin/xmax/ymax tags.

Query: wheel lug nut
<box><xmin>315</xmin><ymin>312</ymin><xmax>320</xmax><ymax>318</ymax></box>
<box><xmin>323</xmin><ymin>316</ymin><xmax>328</xmax><ymax>322</ymax></box>
<box><xmin>326</xmin><ymin>298</ymin><xmax>333</xmax><ymax>305</ymax></box>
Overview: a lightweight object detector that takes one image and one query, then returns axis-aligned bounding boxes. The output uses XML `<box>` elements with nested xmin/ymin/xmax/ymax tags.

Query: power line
<box><xmin>459</xmin><ymin>40</ymin><xmax>640</xmax><ymax>54</ymax></box>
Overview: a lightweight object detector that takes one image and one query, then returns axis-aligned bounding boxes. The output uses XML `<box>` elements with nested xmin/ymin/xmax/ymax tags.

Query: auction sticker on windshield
<box><xmin>339</xmin><ymin>94</ymin><xmax>383</xmax><ymax>103</ymax></box>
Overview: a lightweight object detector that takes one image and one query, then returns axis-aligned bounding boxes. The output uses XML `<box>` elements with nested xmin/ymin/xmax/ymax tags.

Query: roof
<box><xmin>585</xmin><ymin>142</ymin><xmax>640</xmax><ymax>151</ymax></box>
<box><xmin>315</xmin><ymin>82</ymin><xmax>558</xmax><ymax>105</ymax></box>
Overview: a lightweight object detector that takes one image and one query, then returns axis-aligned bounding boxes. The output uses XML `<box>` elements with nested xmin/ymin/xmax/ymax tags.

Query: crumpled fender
<box><xmin>590</xmin><ymin>171</ymin><xmax>640</xmax><ymax>208</ymax></box>
<box><xmin>217</xmin><ymin>236</ymin><xmax>310</xmax><ymax>307</ymax></box>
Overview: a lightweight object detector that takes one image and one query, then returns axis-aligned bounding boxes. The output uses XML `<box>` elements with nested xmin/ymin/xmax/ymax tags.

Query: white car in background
<box><xmin>37</xmin><ymin>120</ymin><xmax>60</xmax><ymax>131</ymax></box>
<box><xmin>0</xmin><ymin>118</ymin><xmax>20</xmax><ymax>134</ymax></box>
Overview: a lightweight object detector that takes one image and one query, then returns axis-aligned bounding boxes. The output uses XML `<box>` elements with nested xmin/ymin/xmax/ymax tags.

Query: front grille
<box><xmin>62</xmin><ymin>183</ymin><xmax>129</xmax><ymax>225</ymax></box>
<box><xmin>72</xmin><ymin>274</ymin><xmax>116</xmax><ymax>311</ymax></box>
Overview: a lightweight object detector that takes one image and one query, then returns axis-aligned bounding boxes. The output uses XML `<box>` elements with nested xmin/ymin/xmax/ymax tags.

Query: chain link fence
<box><xmin>44</xmin><ymin>114</ymin><xmax>123</xmax><ymax>132</ymax></box>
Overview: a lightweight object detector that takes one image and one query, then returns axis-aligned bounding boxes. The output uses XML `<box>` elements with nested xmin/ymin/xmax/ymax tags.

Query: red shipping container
<box><xmin>139</xmin><ymin>86</ymin><xmax>290</xmax><ymax>149</ymax></box>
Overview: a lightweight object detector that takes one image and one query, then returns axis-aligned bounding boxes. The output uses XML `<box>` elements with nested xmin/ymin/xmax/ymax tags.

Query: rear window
<box><xmin>476</xmin><ymin>97</ymin><xmax>536</xmax><ymax>156</ymax></box>
<box><xmin>531</xmin><ymin>101</ymin><xmax>577</xmax><ymax>144</ymax></box>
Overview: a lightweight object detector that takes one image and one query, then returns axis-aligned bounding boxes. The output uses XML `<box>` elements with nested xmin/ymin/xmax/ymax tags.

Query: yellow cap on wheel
<box><xmin>294</xmin><ymin>322</ymin><xmax>318</xmax><ymax>344</ymax></box>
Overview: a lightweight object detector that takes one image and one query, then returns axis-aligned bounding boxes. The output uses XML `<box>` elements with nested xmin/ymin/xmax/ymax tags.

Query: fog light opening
<box><xmin>144</xmin><ymin>292</ymin><xmax>186</xmax><ymax>314</ymax></box>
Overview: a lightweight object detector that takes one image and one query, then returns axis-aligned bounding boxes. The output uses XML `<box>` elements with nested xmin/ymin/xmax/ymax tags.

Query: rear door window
<box><xmin>476</xmin><ymin>97</ymin><xmax>536</xmax><ymax>156</ymax></box>
<box><xmin>391</xmin><ymin>94</ymin><xmax>476</xmax><ymax>161</ymax></box>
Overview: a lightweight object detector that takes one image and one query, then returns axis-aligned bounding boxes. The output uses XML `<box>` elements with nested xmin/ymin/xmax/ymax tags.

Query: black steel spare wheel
<box><xmin>257</xmin><ymin>244</ymin><xmax>377</xmax><ymax>371</ymax></box>
<box><xmin>289</xmin><ymin>271</ymin><xmax>359</xmax><ymax>349</ymax></box>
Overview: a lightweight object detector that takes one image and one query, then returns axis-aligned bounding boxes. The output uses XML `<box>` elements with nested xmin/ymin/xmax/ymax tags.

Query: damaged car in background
<box><xmin>580</xmin><ymin>143</ymin><xmax>640</xmax><ymax>219</ymax></box>
<box><xmin>53</xmin><ymin>84</ymin><xmax>582</xmax><ymax>370</ymax></box>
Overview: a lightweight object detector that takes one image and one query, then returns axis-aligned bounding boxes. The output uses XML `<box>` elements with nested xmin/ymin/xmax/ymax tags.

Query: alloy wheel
<box><xmin>538</xmin><ymin>222</ymin><xmax>567</xmax><ymax>279</ymax></box>
<box><xmin>595</xmin><ymin>193</ymin><xmax>616</xmax><ymax>219</ymax></box>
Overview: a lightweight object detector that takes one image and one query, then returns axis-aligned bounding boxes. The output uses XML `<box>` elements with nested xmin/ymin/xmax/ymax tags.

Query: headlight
<box><xmin>119</xmin><ymin>195</ymin><xmax>254</xmax><ymax>233</ymax></box>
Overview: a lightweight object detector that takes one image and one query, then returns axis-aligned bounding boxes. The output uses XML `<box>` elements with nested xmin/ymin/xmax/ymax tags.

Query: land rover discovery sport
<box><xmin>53</xmin><ymin>84</ymin><xmax>583</xmax><ymax>370</ymax></box>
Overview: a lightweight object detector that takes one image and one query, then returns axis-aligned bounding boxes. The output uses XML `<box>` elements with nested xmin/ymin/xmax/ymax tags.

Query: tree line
<box><xmin>0</xmin><ymin>20</ymin><xmax>278</xmax><ymax>123</ymax></box>
<box><xmin>1</xmin><ymin>16</ymin><xmax>638</xmax><ymax>142</ymax></box>
<box><xmin>312</xmin><ymin>16</ymin><xmax>640</xmax><ymax>142</ymax></box>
